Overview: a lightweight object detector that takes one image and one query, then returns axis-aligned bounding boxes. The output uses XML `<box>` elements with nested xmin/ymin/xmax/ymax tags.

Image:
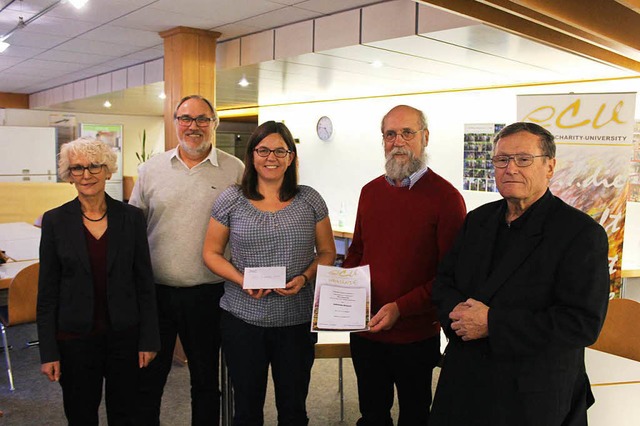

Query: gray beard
<box><xmin>385</xmin><ymin>147</ymin><xmax>426</xmax><ymax>181</ymax></box>
<box><xmin>179</xmin><ymin>139</ymin><xmax>212</xmax><ymax>157</ymax></box>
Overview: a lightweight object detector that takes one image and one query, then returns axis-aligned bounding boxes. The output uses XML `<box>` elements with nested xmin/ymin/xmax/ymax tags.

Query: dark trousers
<box><xmin>58</xmin><ymin>327</ymin><xmax>139</xmax><ymax>426</ymax></box>
<box><xmin>350</xmin><ymin>334</ymin><xmax>440</xmax><ymax>426</ymax></box>
<box><xmin>221</xmin><ymin>311</ymin><xmax>316</xmax><ymax>426</ymax></box>
<box><xmin>137</xmin><ymin>283</ymin><xmax>224</xmax><ymax>426</ymax></box>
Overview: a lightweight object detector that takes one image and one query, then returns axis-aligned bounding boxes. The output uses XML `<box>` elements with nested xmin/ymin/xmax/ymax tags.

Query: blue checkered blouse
<box><xmin>212</xmin><ymin>185</ymin><xmax>328</xmax><ymax>327</ymax></box>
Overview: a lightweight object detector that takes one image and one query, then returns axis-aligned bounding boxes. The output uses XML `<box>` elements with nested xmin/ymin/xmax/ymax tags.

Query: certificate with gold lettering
<box><xmin>311</xmin><ymin>265</ymin><xmax>371</xmax><ymax>332</ymax></box>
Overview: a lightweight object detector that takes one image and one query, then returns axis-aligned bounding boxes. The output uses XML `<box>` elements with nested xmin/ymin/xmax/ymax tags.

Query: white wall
<box><xmin>261</xmin><ymin>77</ymin><xmax>640</xmax><ymax>226</ymax></box>
<box><xmin>3</xmin><ymin>109</ymin><xmax>164</xmax><ymax>177</ymax></box>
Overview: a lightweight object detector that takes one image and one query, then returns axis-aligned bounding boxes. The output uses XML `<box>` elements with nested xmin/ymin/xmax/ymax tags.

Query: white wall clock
<box><xmin>316</xmin><ymin>116</ymin><xmax>333</xmax><ymax>141</ymax></box>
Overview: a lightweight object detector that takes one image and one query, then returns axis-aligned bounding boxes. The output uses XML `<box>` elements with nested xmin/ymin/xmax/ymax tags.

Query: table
<box><xmin>586</xmin><ymin>348</ymin><xmax>640</xmax><ymax>424</ymax></box>
<box><xmin>0</xmin><ymin>222</ymin><xmax>41</xmax><ymax>262</ymax></box>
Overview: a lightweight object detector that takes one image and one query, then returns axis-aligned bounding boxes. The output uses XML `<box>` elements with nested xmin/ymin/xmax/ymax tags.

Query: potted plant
<box><xmin>135</xmin><ymin>129</ymin><xmax>153</xmax><ymax>164</ymax></box>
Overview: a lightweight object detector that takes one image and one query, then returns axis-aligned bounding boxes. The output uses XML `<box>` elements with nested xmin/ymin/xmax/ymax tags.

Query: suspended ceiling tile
<box><xmin>0</xmin><ymin>44</ymin><xmax>47</xmax><ymax>58</ymax></box>
<box><xmin>121</xmin><ymin>46</ymin><xmax>164</xmax><ymax>62</ymax></box>
<box><xmin>54</xmin><ymin>38</ymin><xmax>144</xmax><ymax>56</ymax></box>
<box><xmin>78</xmin><ymin>25</ymin><xmax>162</xmax><ymax>47</ymax></box>
<box><xmin>21</xmin><ymin>58</ymin><xmax>88</xmax><ymax>72</ymax></box>
<box><xmin>0</xmin><ymin>55</ymin><xmax>23</xmax><ymax>68</ymax></box>
<box><xmin>35</xmin><ymin>49</ymin><xmax>116</xmax><ymax>64</ymax></box>
<box><xmin>275</xmin><ymin>21</ymin><xmax>313</xmax><ymax>59</ymax></box>
<box><xmin>361</xmin><ymin>0</ymin><xmax>416</xmax><ymax>44</ymax></box>
<box><xmin>368</xmin><ymin>34</ymin><xmax>563</xmax><ymax>81</ymax></box>
<box><xmin>1</xmin><ymin>12</ymin><xmax>98</xmax><ymax>38</ymax></box>
<box><xmin>314</xmin><ymin>9</ymin><xmax>360</xmax><ymax>52</ymax></box>
<box><xmin>215</xmin><ymin>23</ymin><xmax>263</xmax><ymax>42</ymax></box>
<box><xmin>8</xmin><ymin>64</ymin><xmax>72</xmax><ymax>78</ymax></box>
<box><xmin>0</xmin><ymin>74</ymin><xmax>46</xmax><ymax>92</ymax></box>
<box><xmin>319</xmin><ymin>44</ymin><xmax>501</xmax><ymax>80</ymax></box>
<box><xmin>4</xmin><ymin>0</ymin><xmax>54</xmax><ymax>14</ymax></box>
<box><xmin>6</xmin><ymin>30</ymin><xmax>68</xmax><ymax>49</ymax></box>
<box><xmin>268</xmin><ymin>0</ymin><xmax>306</xmax><ymax>5</ymax></box>
<box><xmin>417</xmin><ymin>2</ymin><xmax>479</xmax><ymax>33</ymax></box>
<box><xmin>41</xmin><ymin>0</ymin><xmax>155</xmax><ymax>22</ymax></box>
<box><xmin>237</xmin><ymin>6</ymin><xmax>320</xmax><ymax>31</ymax></box>
<box><xmin>296</xmin><ymin>0</ymin><xmax>390</xmax><ymax>14</ymax></box>
<box><xmin>109</xmin><ymin>7</ymin><xmax>215</xmax><ymax>33</ymax></box>
<box><xmin>425</xmin><ymin>24</ymin><xmax>633</xmax><ymax>79</ymax></box>
<box><xmin>151</xmin><ymin>0</ymin><xmax>284</xmax><ymax>23</ymax></box>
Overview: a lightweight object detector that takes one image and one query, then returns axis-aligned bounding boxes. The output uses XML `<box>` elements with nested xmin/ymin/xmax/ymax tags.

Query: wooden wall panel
<box><xmin>0</xmin><ymin>93</ymin><xmax>29</xmax><ymax>109</ymax></box>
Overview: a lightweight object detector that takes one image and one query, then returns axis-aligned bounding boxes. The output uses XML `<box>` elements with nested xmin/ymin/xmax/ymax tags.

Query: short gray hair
<box><xmin>493</xmin><ymin>122</ymin><xmax>556</xmax><ymax>158</ymax></box>
<box><xmin>174</xmin><ymin>94</ymin><xmax>220</xmax><ymax>129</ymax></box>
<box><xmin>58</xmin><ymin>137</ymin><xmax>118</xmax><ymax>182</ymax></box>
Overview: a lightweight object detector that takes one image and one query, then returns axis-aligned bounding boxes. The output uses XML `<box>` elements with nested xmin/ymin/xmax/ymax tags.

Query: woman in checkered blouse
<box><xmin>203</xmin><ymin>120</ymin><xmax>336</xmax><ymax>425</ymax></box>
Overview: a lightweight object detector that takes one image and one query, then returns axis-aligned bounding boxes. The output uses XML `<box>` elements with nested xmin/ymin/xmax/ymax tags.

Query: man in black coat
<box><xmin>431</xmin><ymin>122</ymin><xmax>610</xmax><ymax>426</ymax></box>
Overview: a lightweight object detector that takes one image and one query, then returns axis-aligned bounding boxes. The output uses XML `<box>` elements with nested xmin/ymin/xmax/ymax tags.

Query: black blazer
<box><xmin>37</xmin><ymin>194</ymin><xmax>160</xmax><ymax>363</ymax></box>
<box><xmin>430</xmin><ymin>190</ymin><xmax>610</xmax><ymax>426</ymax></box>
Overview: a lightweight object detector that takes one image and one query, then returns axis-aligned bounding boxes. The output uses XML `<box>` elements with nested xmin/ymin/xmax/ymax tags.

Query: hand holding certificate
<box><xmin>311</xmin><ymin>265</ymin><xmax>371</xmax><ymax>332</ymax></box>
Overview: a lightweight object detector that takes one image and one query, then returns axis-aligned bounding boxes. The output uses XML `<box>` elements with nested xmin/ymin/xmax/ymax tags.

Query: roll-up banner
<box><xmin>518</xmin><ymin>92</ymin><xmax>636</xmax><ymax>298</ymax></box>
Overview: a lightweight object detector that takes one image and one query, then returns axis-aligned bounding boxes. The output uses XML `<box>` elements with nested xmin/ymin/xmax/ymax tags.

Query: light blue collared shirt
<box><xmin>385</xmin><ymin>166</ymin><xmax>429</xmax><ymax>189</ymax></box>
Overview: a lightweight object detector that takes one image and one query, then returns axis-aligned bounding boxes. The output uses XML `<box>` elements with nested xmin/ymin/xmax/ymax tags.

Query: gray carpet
<box><xmin>0</xmin><ymin>323</ymin><xmax>439</xmax><ymax>425</ymax></box>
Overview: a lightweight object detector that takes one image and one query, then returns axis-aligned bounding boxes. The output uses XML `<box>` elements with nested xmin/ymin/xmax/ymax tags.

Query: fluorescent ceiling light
<box><xmin>0</xmin><ymin>41</ymin><xmax>9</xmax><ymax>53</ymax></box>
<box><xmin>68</xmin><ymin>0</ymin><xmax>89</xmax><ymax>9</ymax></box>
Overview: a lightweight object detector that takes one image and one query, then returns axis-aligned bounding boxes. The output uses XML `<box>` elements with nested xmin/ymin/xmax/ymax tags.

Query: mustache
<box><xmin>185</xmin><ymin>130</ymin><xmax>204</xmax><ymax>136</ymax></box>
<box><xmin>386</xmin><ymin>146</ymin><xmax>413</xmax><ymax>159</ymax></box>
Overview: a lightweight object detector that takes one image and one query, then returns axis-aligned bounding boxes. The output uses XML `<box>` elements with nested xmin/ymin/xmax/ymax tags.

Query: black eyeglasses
<box><xmin>69</xmin><ymin>164</ymin><xmax>104</xmax><ymax>176</ymax></box>
<box><xmin>382</xmin><ymin>129</ymin><xmax>423</xmax><ymax>143</ymax></box>
<box><xmin>254</xmin><ymin>147</ymin><xmax>291</xmax><ymax>158</ymax></box>
<box><xmin>491</xmin><ymin>154</ymin><xmax>549</xmax><ymax>168</ymax></box>
<box><xmin>175</xmin><ymin>115</ymin><xmax>215</xmax><ymax>127</ymax></box>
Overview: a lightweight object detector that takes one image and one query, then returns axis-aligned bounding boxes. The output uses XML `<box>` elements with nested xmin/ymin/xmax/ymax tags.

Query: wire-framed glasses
<box><xmin>491</xmin><ymin>154</ymin><xmax>549</xmax><ymax>168</ymax></box>
<box><xmin>382</xmin><ymin>129</ymin><xmax>422</xmax><ymax>143</ymax></box>
<box><xmin>254</xmin><ymin>147</ymin><xmax>291</xmax><ymax>158</ymax></box>
<box><xmin>69</xmin><ymin>164</ymin><xmax>104</xmax><ymax>176</ymax></box>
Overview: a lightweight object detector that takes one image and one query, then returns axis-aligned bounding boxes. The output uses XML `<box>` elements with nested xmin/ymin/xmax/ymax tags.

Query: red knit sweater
<box><xmin>343</xmin><ymin>170</ymin><xmax>466</xmax><ymax>343</ymax></box>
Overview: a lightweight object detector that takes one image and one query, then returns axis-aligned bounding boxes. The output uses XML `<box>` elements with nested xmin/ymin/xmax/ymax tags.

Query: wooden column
<box><xmin>159</xmin><ymin>27</ymin><xmax>221</xmax><ymax>150</ymax></box>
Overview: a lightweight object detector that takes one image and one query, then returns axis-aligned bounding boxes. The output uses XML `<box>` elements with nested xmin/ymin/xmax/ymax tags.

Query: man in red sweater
<box><xmin>343</xmin><ymin>105</ymin><xmax>466</xmax><ymax>426</ymax></box>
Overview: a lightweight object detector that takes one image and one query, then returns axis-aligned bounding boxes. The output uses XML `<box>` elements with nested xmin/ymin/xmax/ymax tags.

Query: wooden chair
<box><xmin>0</xmin><ymin>262</ymin><xmax>39</xmax><ymax>391</ymax></box>
<box><xmin>589</xmin><ymin>298</ymin><xmax>640</xmax><ymax>362</ymax></box>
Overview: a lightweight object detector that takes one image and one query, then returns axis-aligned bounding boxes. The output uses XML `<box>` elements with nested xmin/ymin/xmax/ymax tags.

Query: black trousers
<box><xmin>350</xmin><ymin>333</ymin><xmax>440</xmax><ymax>426</ymax></box>
<box><xmin>137</xmin><ymin>283</ymin><xmax>224</xmax><ymax>426</ymax></box>
<box><xmin>221</xmin><ymin>311</ymin><xmax>316</xmax><ymax>426</ymax></box>
<box><xmin>58</xmin><ymin>327</ymin><xmax>139</xmax><ymax>426</ymax></box>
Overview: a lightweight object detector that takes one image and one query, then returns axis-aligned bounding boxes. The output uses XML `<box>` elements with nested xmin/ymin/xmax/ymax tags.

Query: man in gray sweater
<box><xmin>130</xmin><ymin>95</ymin><xmax>244</xmax><ymax>426</ymax></box>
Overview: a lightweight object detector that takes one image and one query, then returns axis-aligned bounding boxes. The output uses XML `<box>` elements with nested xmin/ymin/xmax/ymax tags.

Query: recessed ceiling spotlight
<box><xmin>238</xmin><ymin>75</ymin><xmax>249</xmax><ymax>87</ymax></box>
<box><xmin>158</xmin><ymin>92</ymin><xmax>166</xmax><ymax>99</ymax></box>
<box><xmin>103</xmin><ymin>100</ymin><xmax>112</xmax><ymax>108</ymax></box>
<box><xmin>371</xmin><ymin>60</ymin><xmax>383</xmax><ymax>68</ymax></box>
<box><xmin>0</xmin><ymin>41</ymin><xmax>9</xmax><ymax>53</ymax></box>
<box><xmin>67</xmin><ymin>0</ymin><xmax>89</xmax><ymax>9</ymax></box>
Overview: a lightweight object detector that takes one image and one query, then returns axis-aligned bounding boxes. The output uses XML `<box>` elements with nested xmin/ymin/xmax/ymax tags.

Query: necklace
<box><xmin>82</xmin><ymin>210</ymin><xmax>107</xmax><ymax>222</ymax></box>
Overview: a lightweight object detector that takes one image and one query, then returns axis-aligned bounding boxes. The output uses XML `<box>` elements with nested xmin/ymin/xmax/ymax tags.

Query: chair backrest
<box><xmin>589</xmin><ymin>298</ymin><xmax>640</xmax><ymax>362</ymax></box>
<box><xmin>6</xmin><ymin>262</ymin><xmax>39</xmax><ymax>326</ymax></box>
